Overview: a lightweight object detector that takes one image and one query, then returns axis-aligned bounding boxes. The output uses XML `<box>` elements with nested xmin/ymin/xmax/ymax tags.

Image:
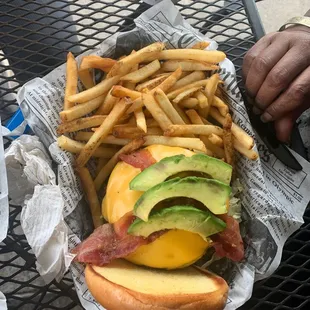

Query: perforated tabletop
<box><xmin>0</xmin><ymin>1</ymin><xmax>309</xmax><ymax>309</ymax></box>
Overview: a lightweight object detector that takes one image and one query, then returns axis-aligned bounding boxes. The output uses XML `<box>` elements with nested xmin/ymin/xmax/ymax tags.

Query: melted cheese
<box><xmin>102</xmin><ymin>145</ymin><xmax>209</xmax><ymax>269</ymax></box>
<box><xmin>102</xmin><ymin>161</ymin><xmax>143</xmax><ymax>223</ymax></box>
<box><xmin>146</xmin><ymin>144</ymin><xmax>194</xmax><ymax>162</ymax></box>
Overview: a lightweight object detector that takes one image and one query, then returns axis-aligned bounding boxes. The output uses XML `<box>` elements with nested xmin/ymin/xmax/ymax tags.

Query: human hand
<box><xmin>243</xmin><ymin>25</ymin><xmax>310</xmax><ymax>142</ymax></box>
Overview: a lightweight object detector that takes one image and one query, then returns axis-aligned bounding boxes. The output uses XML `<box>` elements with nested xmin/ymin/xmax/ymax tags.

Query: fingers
<box><xmin>274</xmin><ymin>116</ymin><xmax>297</xmax><ymax>143</ymax></box>
<box><xmin>245</xmin><ymin>36</ymin><xmax>290</xmax><ymax>99</ymax></box>
<box><xmin>261</xmin><ymin>66</ymin><xmax>310</xmax><ymax>122</ymax></box>
<box><xmin>274</xmin><ymin>102</ymin><xmax>308</xmax><ymax>142</ymax></box>
<box><xmin>242</xmin><ymin>33</ymin><xmax>276</xmax><ymax>82</ymax></box>
<box><xmin>255</xmin><ymin>45</ymin><xmax>310</xmax><ymax>110</ymax></box>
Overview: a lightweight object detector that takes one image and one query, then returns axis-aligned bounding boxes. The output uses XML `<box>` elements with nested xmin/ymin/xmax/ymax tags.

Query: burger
<box><xmin>72</xmin><ymin>144</ymin><xmax>244</xmax><ymax>310</ymax></box>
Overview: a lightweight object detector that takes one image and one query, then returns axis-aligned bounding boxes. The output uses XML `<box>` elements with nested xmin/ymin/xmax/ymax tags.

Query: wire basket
<box><xmin>1</xmin><ymin>1</ymin><xmax>309</xmax><ymax>309</ymax></box>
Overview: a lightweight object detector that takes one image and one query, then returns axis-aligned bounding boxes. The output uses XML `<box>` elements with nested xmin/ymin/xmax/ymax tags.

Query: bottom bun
<box><xmin>85</xmin><ymin>259</ymin><xmax>228</xmax><ymax>310</ymax></box>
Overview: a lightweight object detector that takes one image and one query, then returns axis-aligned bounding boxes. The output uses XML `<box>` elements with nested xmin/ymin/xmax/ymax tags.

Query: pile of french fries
<box><xmin>57</xmin><ymin>42</ymin><xmax>258</xmax><ymax>227</ymax></box>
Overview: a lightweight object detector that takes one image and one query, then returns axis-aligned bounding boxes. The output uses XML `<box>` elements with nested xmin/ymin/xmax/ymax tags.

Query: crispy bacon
<box><xmin>211</xmin><ymin>215</ymin><xmax>244</xmax><ymax>262</ymax></box>
<box><xmin>72</xmin><ymin>213</ymin><xmax>165</xmax><ymax>266</ymax></box>
<box><xmin>119</xmin><ymin>149</ymin><xmax>156</xmax><ymax>170</ymax></box>
<box><xmin>113</xmin><ymin>211</ymin><xmax>136</xmax><ymax>238</ymax></box>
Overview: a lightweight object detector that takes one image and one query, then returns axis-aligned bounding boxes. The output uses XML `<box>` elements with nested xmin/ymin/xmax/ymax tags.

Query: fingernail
<box><xmin>261</xmin><ymin>112</ymin><xmax>273</xmax><ymax>123</ymax></box>
<box><xmin>253</xmin><ymin>107</ymin><xmax>262</xmax><ymax>115</ymax></box>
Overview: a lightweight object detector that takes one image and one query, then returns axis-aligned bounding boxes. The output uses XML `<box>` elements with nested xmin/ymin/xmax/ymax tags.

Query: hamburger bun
<box><xmin>86</xmin><ymin>259</ymin><xmax>228</xmax><ymax>310</ymax></box>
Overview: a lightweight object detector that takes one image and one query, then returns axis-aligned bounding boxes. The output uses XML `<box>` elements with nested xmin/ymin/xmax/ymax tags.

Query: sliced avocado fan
<box><xmin>130</xmin><ymin>154</ymin><xmax>232</xmax><ymax>191</ymax></box>
<box><xmin>133</xmin><ymin>177</ymin><xmax>231</xmax><ymax>221</ymax></box>
<box><xmin>128</xmin><ymin>206</ymin><xmax>226</xmax><ymax>241</ymax></box>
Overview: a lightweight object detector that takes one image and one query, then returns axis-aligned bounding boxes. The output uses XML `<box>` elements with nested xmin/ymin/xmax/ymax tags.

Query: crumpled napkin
<box><xmin>21</xmin><ymin>185</ymin><xmax>74</xmax><ymax>283</ymax></box>
<box><xmin>4</xmin><ymin>135</ymin><xmax>74</xmax><ymax>283</ymax></box>
<box><xmin>5</xmin><ymin>135</ymin><xmax>56</xmax><ymax>205</ymax></box>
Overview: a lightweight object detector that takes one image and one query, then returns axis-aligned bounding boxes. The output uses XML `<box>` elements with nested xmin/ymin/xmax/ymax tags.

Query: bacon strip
<box><xmin>113</xmin><ymin>211</ymin><xmax>136</xmax><ymax>238</ymax></box>
<box><xmin>211</xmin><ymin>215</ymin><xmax>244</xmax><ymax>262</ymax></box>
<box><xmin>72</xmin><ymin>213</ymin><xmax>165</xmax><ymax>266</ymax></box>
<box><xmin>119</xmin><ymin>149</ymin><xmax>156</xmax><ymax>170</ymax></box>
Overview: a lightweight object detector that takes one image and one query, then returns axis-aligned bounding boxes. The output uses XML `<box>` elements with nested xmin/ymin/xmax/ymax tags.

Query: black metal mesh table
<box><xmin>1</xmin><ymin>1</ymin><xmax>310</xmax><ymax>309</ymax></box>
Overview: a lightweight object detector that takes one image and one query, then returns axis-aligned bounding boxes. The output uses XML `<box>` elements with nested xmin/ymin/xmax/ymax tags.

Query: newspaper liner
<box><xmin>14</xmin><ymin>0</ymin><xmax>310</xmax><ymax>309</ymax></box>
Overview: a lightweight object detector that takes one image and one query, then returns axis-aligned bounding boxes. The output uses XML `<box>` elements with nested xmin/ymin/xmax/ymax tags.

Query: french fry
<box><xmin>136</xmin><ymin>75</ymin><xmax>169</xmax><ymax>91</ymax></box>
<box><xmin>162</xmin><ymin>60</ymin><xmax>219</xmax><ymax>72</ymax></box>
<box><xmin>134</xmin><ymin>108</ymin><xmax>147</xmax><ymax>133</ymax></box>
<box><xmin>122</xmin><ymin>60</ymin><xmax>139</xmax><ymax>90</ymax></box>
<box><xmin>209</xmin><ymin>107</ymin><xmax>254</xmax><ymax>150</ymax></box>
<box><xmin>154</xmin><ymin>89</ymin><xmax>185</xmax><ymax>125</ymax></box>
<box><xmin>111</xmin><ymin>85</ymin><xmax>141</xmax><ymax>100</ymax></box>
<box><xmin>179</xmin><ymin>98</ymin><xmax>199</xmax><ymax>109</ymax></box>
<box><xmin>169</xmin><ymin>71</ymin><xmax>205</xmax><ymax>92</ymax></box>
<box><xmin>167</xmin><ymin>79</ymin><xmax>209</xmax><ymax>99</ymax></box>
<box><xmin>64</xmin><ymin>52</ymin><xmax>78</xmax><ymax>110</ymax></box>
<box><xmin>79</xmin><ymin>56</ymin><xmax>116</xmax><ymax>72</ymax></box>
<box><xmin>76</xmin><ymin>99</ymin><xmax>131</xmax><ymax>167</ymax></box>
<box><xmin>60</xmin><ymin>94</ymin><xmax>106</xmax><ymax>122</ymax></box>
<box><xmin>123</xmin><ymin>80</ymin><xmax>136</xmax><ymax>90</ymax></box>
<box><xmin>152</xmin><ymin>72</ymin><xmax>173</xmax><ymax>78</ymax></box>
<box><xmin>144</xmin><ymin>136</ymin><xmax>207</xmax><ymax>153</ymax></box>
<box><xmin>146</xmin><ymin>118</ymin><xmax>159</xmax><ymax>127</ymax></box>
<box><xmin>127</xmin><ymin>68</ymin><xmax>183</xmax><ymax>114</ymax></box>
<box><xmin>222</xmin><ymin>113</ymin><xmax>234</xmax><ymax>166</ymax></box>
<box><xmin>204</xmin><ymin>138</ymin><xmax>224</xmax><ymax>159</ymax></box>
<box><xmin>122</xmin><ymin>72</ymin><xmax>137</xmax><ymax>90</ymax></box>
<box><xmin>173</xmin><ymin>86</ymin><xmax>202</xmax><ymax>104</ymax></box>
<box><xmin>186</xmin><ymin>109</ymin><xmax>204</xmax><ymax>125</ymax></box>
<box><xmin>208</xmin><ymin>133</ymin><xmax>224</xmax><ymax>147</ymax></box>
<box><xmin>68</xmin><ymin>75</ymin><xmax>120</xmax><ymax>104</ymax></box>
<box><xmin>212</xmin><ymin>96</ymin><xmax>229</xmax><ymax>117</ymax></box>
<box><xmin>108</xmin><ymin>42</ymin><xmax>165</xmax><ymax>77</ymax></box>
<box><xmin>95</xmin><ymin>89</ymin><xmax>119</xmax><ymax>115</ymax></box>
<box><xmin>127</xmin><ymin>115</ymin><xmax>137</xmax><ymax>126</ymax></box>
<box><xmin>195</xmin><ymin>91</ymin><xmax>208</xmax><ymax>108</ymax></box>
<box><xmin>195</xmin><ymin>112</ymin><xmax>255</xmax><ymax>159</ymax></box>
<box><xmin>121</xmin><ymin>60</ymin><xmax>161</xmax><ymax>83</ymax></box>
<box><xmin>57</xmin><ymin>136</ymin><xmax>117</xmax><ymax>158</ymax></box>
<box><xmin>190</xmin><ymin>41</ymin><xmax>210</xmax><ymax>50</ymax></box>
<box><xmin>75</xmin><ymin>131</ymin><xmax>95</xmax><ymax>142</ymax></box>
<box><xmin>147</xmin><ymin>49</ymin><xmax>226</xmax><ymax>64</ymax></box>
<box><xmin>75</xmin><ymin>132</ymin><xmax>131</xmax><ymax>146</ymax></box>
<box><xmin>96</xmin><ymin>158</ymin><xmax>109</xmax><ymax>176</ymax></box>
<box><xmin>155</xmin><ymin>67</ymin><xmax>183</xmax><ymax>93</ymax></box>
<box><xmin>204</xmin><ymin>73</ymin><xmax>220</xmax><ymax>106</ymax></box>
<box><xmin>186</xmin><ymin>109</ymin><xmax>224</xmax><ymax>158</ymax></box>
<box><xmin>172</xmin><ymin>102</ymin><xmax>191</xmax><ymax>124</ymax></box>
<box><xmin>78</xmin><ymin>69</ymin><xmax>94</xmax><ymax>89</ymax></box>
<box><xmin>94</xmin><ymin>137</ymin><xmax>145</xmax><ymax>190</ymax></box>
<box><xmin>234</xmin><ymin>140</ymin><xmax>259</xmax><ymax>160</ymax></box>
<box><xmin>164</xmin><ymin>124</ymin><xmax>224</xmax><ymax>137</ymax></box>
<box><xmin>76</xmin><ymin>167</ymin><xmax>103</xmax><ymax>228</ymax></box>
<box><xmin>57</xmin><ymin>115</ymin><xmax>107</xmax><ymax>134</ymax></box>
<box><xmin>113</xmin><ymin>126</ymin><xmax>162</xmax><ymax>139</ymax></box>
<box><xmin>142</xmin><ymin>93</ymin><xmax>173</xmax><ymax>131</ymax></box>
<box><xmin>198</xmin><ymin>103</ymin><xmax>211</xmax><ymax>119</ymax></box>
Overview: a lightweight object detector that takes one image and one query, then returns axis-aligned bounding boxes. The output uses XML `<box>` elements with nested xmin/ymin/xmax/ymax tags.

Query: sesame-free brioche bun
<box><xmin>85</xmin><ymin>259</ymin><xmax>228</xmax><ymax>310</ymax></box>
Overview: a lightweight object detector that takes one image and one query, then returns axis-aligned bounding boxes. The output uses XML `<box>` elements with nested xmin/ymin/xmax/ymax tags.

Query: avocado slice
<box><xmin>130</xmin><ymin>154</ymin><xmax>232</xmax><ymax>191</ymax></box>
<box><xmin>128</xmin><ymin>206</ymin><xmax>226</xmax><ymax>241</ymax></box>
<box><xmin>133</xmin><ymin>177</ymin><xmax>231</xmax><ymax>221</ymax></box>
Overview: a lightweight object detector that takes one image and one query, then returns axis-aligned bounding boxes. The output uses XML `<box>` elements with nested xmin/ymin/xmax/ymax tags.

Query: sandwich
<box><xmin>72</xmin><ymin>144</ymin><xmax>244</xmax><ymax>310</ymax></box>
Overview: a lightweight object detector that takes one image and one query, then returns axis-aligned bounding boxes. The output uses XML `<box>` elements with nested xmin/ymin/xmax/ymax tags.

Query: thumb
<box><xmin>274</xmin><ymin>100</ymin><xmax>309</xmax><ymax>142</ymax></box>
